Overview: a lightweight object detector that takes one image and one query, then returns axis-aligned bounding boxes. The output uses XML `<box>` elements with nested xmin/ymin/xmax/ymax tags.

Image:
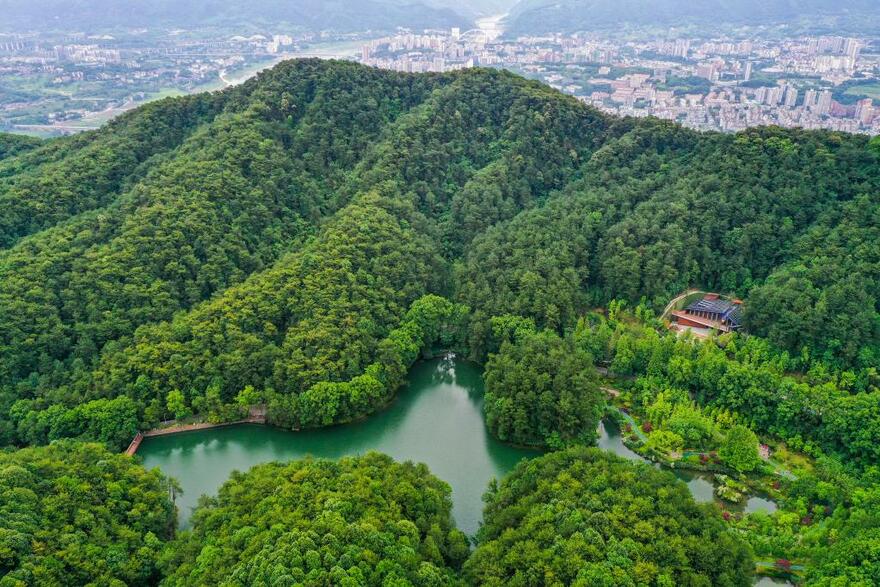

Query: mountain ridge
<box><xmin>506</xmin><ymin>0</ymin><xmax>880</xmax><ymax>34</ymax></box>
<box><xmin>0</xmin><ymin>0</ymin><xmax>471</xmax><ymax>33</ymax></box>
<box><xmin>0</xmin><ymin>58</ymin><xmax>877</xmax><ymax>464</ymax></box>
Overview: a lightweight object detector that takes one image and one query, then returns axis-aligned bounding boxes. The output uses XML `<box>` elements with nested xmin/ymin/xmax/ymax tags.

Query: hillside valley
<box><xmin>1</xmin><ymin>59</ymin><xmax>880</xmax><ymax>585</ymax></box>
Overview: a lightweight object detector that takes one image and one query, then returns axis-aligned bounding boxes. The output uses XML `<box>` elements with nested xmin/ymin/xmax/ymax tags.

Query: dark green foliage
<box><xmin>86</xmin><ymin>194</ymin><xmax>447</xmax><ymax>430</ymax></box>
<box><xmin>457</xmin><ymin>122</ymin><xmax>880</xmax><ymax>366</ymax></box>
<box><xmin>0</xmin><ymin>93</ymin><xmax>229</xmax><ymax>248</ymax></box>
<box><xmin>743</xmin><ymin>197</ymin><xmax>880</xmax><ymax>368</ymax></box>
<box><xmin>0</xmin><ymin>133</ymin><xmax>40</xmax><ymax>161</ymax></box>
<box><xmin>1</xmin><ymin>58</ymin><xmax>879</xmax><ymax>583</ymax></box>
<box><xmin>0</xmin><ymin>441</ymin><xmax>176</xmax><ymax>585</ymax></box>
<box><xmin>464</xmin><ymin>447</ymin><xmax>755</xmax><ymax>586</ymax></box>
<box><xmin>159</xmin><ymin>452</ymin><xmax>468</xmax><ymax>586</ymax></box>
<box><xmin>2</xmin><ymin>59</ymin><xmax>879</xmax><ymax>464</ymax></box>
<box><xmin>483</xmin><ymin>329</ymin><xmax>603</xmax><ymax>447</ymax></box>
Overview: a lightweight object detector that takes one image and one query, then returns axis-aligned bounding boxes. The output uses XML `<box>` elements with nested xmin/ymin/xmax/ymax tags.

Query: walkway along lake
<box><xmin>139</xmin><ymin>356</ymin><xmax>776</xmax><ymax>536</ymax></box>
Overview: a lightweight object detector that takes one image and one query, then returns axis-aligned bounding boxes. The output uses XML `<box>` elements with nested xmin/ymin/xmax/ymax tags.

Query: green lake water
<box><xmin>139</xmin><ymin>356</ymin><xmax>539</xmax><ymax>536</ymax></box>
<box><xmin>140</xmin><ymin>356</ymin><xmax>776</xmax><ymax>537</ymax></box>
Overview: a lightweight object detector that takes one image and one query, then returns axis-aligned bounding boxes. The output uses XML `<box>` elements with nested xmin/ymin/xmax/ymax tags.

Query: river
<box><xmin>140</xmin><ymin>356</ymin><xmax>775</xmax><ymax>537</ymax></box>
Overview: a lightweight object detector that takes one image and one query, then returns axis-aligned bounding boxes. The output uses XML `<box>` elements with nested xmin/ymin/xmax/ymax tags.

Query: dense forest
<box><xmin>160</xmin><ymin>453</ymin><xmax>469</xmax><ymax>585</ymax></box>
<box><xmin>465</xmin><ymin>447</ymin><xmax>755</xmax><ymax>585</ymax></box>
<box><xmin>0</xmin><ymin>441</ymin><xmax>176</xmax><ymax>585</ymax></box>
<box><xmin>2</xmin><ymin>60</ymin><xmax>878</xmax><ymax>450</ymax></box>
<box><xmin>0</xmin><ymin>134</ymin><xmax>40</xmax><ymax>162</ymax></box>
<box><xmin>2</xmin><ymin>59</ymin><xmax>880</xmax><ymax>584</ymax></box>
<box><xmin>483</xmin><ymin>327</ymin><xmax>603</xmax><ymax>447</ymax></box>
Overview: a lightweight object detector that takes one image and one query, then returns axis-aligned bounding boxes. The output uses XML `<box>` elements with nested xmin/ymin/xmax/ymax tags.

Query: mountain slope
<box><xmin>507</xmin><ymin>0</ymin><xmax>880</xmax><ymax>34</ymax></box>
<box><xmin>0</xmin><ymin>133</ymin><xmax>41</xmax><ymax>162</ymax></box>
<box><xmin>0</xmin><ymin>59</ymin><xmax>878</xmax><ymax>455</ymax></box>
<box><xmin>1</xmin><ymin>0</ymin><xmax>470</xmax><ymax>32</ymax></box>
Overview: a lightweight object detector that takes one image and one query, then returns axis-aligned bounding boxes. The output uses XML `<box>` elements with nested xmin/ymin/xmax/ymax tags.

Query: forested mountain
<box><xmin>160</xmin><ymin>453</ymin><xmax>469</xmax><ymax>584</ymax></box>
<box><xmin>1</xmin><ymin>57</ymin><xmax>880</xmax><ymax>586</ymax></box>
<box><xmin>1</xmin><ymin>59</ymin><xmax>878</xmax><ymax>452</ymax></box>
<box><xmin>506</xmin><ymin>0</ymin><xmax>880</xmax><ymax>34</ymax></box>
<box><xmin>0</xmin><ymin>133</ymin><xmax>40</xmax><ymax>162</ymax></box>
<box><xmin>0</xmin><ymin>0</ymin><xmax>469</xmax><ymax>33</ymax></box>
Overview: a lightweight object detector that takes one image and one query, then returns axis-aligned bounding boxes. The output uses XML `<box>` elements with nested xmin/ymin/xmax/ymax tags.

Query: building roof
<box><xmin>686</xmin><ymin>296</ymin><xmax>742</xmax><ymax>326</ymax></box>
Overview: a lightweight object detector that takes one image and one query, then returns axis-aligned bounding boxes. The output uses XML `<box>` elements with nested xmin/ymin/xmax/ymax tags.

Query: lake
<box><xmin>140</xmin><ymin>356</ymin><xmax>775</xmax><ymax>537</ymax></box>
<box><xmin>140</xmin><ymin>356</ymin><xmax>538</xmax><ymax>536</ymax></box>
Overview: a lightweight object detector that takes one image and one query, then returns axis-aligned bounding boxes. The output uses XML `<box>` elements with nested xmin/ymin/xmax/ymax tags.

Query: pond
<box><xmin>140</xmin><ymin>356</ymin><xmax>538</xmax><ymax>536</ymax></box>
<box><xmin>598</xmin><ymin>419</ymin><xmax>778</xmax><ymax>515</ymax></box>
<box><xmin>140</xmin><ymin>356</ymin><xmax>775</xmax><ymax>538</ymax></box>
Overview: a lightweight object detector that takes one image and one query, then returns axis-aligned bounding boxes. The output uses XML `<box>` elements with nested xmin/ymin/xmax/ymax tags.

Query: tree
<box><xmin>235</xmin><ymin>385</ymin><xmax>261</xmax><ymax>409</ymax></box>
<box><xmin>166</xmin><ymin>390</ymin><xmax>189</xmax><ymax>421</ymax></box>
<box><xmin>159</xmin><ymin>453</ymin><xmax>467</xmax><ymax>585</ymax></box>
<box><xmin>483</xmin><ymin>329</ymin><xmax>604</xmax><ymax>447</ymax></box>
<box><xmin>0</xmin><ymin>441</ymin><xmax>175</xmax><ymax>585</ymax></box>
<box><xmin>720</xmin><ymin>425</ymin><xmax>761</xmax><ymax>473</ymax></box>
<box><xmin>465</xmin><ymin>447</ymin><xmax>755</xmax><ymax>586</ymax></box>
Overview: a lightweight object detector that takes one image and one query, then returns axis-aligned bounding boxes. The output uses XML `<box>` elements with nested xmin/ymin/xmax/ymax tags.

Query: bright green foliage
<box><xmin>159</xmin><ymin>452</ymin><xmax>468</xmax><ymax>586</ymax></box>
<box><xmin>641</xmin><ymin>392</ymin><xmax>721</xmax><ymax>453</ymax></box>
<box><xmin>483</xmin><ymin>330</ymin><xmax>603</xmax><ymax>447</ymax></box>
<box><xmin>803</xmin><ymin>474</ymin><xmax>880</xmax><ymax>585</ymax></box>
<box><xmin>0</xmin><ymin>441</ymin><xmax>175</xmax><ymax>585</ymax></box>
<box><xmin>644</xmin><ymin>429</ymin><xmax>685</xmax><ymax>454</ymax></box>
<box><xmin>165</xmin><ymin>390</ymin><xmax>189</xmax><ymax>421</ymax></box>
<box><xmin>464</xmin><ymin>447</ymin><xmax>755</xmax><ymax>586</ymax></box>
<box><xmin>719</xmin><ymin>425</ymin><xmax>762</xmax><ymax>473</ymax></box>
<box><xmin>6</xmin><ymin>396</ymin><xmax>139</xmax><ymax>450</ymax></box>
<box><xmin>578</xmin><ymin>312</ymin><xmax>880</xmax><ymax>469</ymax></box>
<box><xmin>808</xmin><ymin>528</ymin><xmax>880</xmax><ymax>586</ymax></box>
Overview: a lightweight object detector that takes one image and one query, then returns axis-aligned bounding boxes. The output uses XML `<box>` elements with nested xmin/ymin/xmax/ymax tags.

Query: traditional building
<box><xmin>670</xmin><ymin>293</ymin><xmax>743</xmax><ymax>334</ymax></box>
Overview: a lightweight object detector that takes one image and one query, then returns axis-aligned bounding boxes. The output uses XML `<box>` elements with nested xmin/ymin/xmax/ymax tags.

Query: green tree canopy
<box><xmin>0</xmin><ymin>441</ymin><xmax>175</xmax><ymax>585</ymax></box>
<box><xmin>464</xmin><ymin>447</ymin><xmax>755</xmax><ymax>586</ymax></box>
<box><xmin>719</xmin><ymin>425</ymin><xmax>762</xmax><ymax>473</ymax></box>
<box><xmin>483</xmin><ymin>329</ymin><xmax>604</xmax><ymax>447</ymax></box>
<box><xmin>159</xmin><ymin>452</ymin><xmax>469</xmax><ymax>586</ymax></box>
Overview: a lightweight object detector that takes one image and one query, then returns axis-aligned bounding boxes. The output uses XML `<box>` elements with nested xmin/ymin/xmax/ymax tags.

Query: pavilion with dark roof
<box><xmin>670</xmin><ymin>293</ymin><xmax>743</xmax><ymax>334</ymax></box>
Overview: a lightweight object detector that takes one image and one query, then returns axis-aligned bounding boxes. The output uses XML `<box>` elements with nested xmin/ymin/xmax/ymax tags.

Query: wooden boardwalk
<box><xmin>124</xmin><ymin>407</ymin><xmax>267</xmax><ymax>456</ymax></box>
<box><xmin>124</xmin><ymin>432</ymin><xmax>144</xmax><ymax>456</ymax></box>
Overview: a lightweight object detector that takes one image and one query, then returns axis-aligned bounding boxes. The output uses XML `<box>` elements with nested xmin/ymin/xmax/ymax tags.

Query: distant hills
<box><xmin>425</xmin><ymin>0</ymin><xmax>519</xmax><ymax>19</ymax></box>
<box><xmin>0</xmin><ymin>0</ymin><xmax>471</xmax><ymax>33</ymax></box>
<box><xmin>506</xmin><ymin>0</ymin><xmax>880</xmax><ymax>34</ymax></box>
